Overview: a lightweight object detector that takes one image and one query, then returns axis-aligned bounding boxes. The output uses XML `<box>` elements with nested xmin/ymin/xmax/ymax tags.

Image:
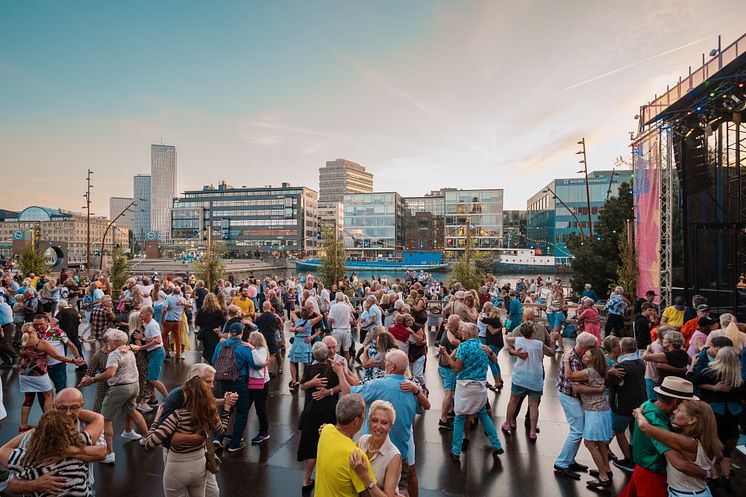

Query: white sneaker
<box><xmin>136</xmin><ymin>403</ymin><xmax>153</xmax><ymax>413</ymax></box>
<box><xmin>121</xmin><ymin>431</ymin><xmax>142</xmax><ymax>441</ymax></box>
<box><xmin>139</xmin><ymin>438</ymin><xmax>146</xmax><ymax>446</ymax></box>
<box><xmin>102</xmin><ymin>452</ymin><xmax>115</xmax><ymax>464</ymax></box>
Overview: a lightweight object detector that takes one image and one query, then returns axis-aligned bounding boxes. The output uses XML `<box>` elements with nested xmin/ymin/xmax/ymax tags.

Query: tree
<box><xmin>109</xmin><ymin>246</ymin><xmax>130</xmax><ymax>299</ymax></box>
<box><xmin>195</xmin><ymin>243</ymin><xmax>225</xmax><ymax>291</ymax></box>
<box><xmin>615</xmin><ymin>220</ymin><xmax>638</xmax><ymax>301</ymax></box>
<box><xmin>567</xmin><ymin>181</ymin><xmax>634</xmax><ymax>298</ymax></box>
<box><xmin>448</xmin><ymin>241</ymin><xmax>484</xmax><ymax>291</ymax></box>
<box><xmin>319</xmin><ymin>226</ymin><xmax>346</xmax><ymax>290</ymax></box>
<box><xmin>18</xmin><ymin>243</ymin><xmax>48</xmax><ymax>278</ymax></box>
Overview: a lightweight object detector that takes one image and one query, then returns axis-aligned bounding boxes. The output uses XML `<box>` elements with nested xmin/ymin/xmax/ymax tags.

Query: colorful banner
<box><xmin>633</xmin><ymin>133</ymin><xmax>661</xmax><ymax>298</ymax></box>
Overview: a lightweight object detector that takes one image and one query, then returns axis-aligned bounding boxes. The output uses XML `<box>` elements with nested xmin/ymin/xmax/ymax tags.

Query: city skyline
<box><xmin>1</xmin><ymin>1</ymin><xmax>745</xmax><ymax>215</ymax></box>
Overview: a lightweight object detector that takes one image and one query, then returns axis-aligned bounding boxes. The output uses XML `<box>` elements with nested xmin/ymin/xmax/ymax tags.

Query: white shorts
<box><xmin>331</xmin><ymin>329</ymin><xmax>352</xmax><ymax>351</ymax></box>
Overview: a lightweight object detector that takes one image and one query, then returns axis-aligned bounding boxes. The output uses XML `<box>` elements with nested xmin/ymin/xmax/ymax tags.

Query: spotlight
<box><xmin>709</xmin><ymin>48</ymin><xmax>719</xmax><ymax>57</ymax></box>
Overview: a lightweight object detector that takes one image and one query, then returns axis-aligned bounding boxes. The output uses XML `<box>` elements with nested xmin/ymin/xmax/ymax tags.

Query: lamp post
<box><xmin>99</xmin><ymin>199</ymin><xmax>138</xmax><ymax>271</ymax></box>
<box><xmin>84</xmin><ymin>169</ymin><xmax>94</xmax><ymax>270</ymax></box>
<box><xmin>543</xmin><ymin>186</ymin><xmax>585</xmax><ymax>243</ymax></box>
<box><xmin>576</xmin><ymin>138</ymin><xmax>594</xmax><ymax>237</ymax></box>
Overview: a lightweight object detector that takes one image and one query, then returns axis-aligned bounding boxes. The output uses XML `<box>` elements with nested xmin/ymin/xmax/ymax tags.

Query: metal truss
<box><xmin>659</xmin><ymin>126</ymin><xmax>674</xmax><ymax>309</ymax></box>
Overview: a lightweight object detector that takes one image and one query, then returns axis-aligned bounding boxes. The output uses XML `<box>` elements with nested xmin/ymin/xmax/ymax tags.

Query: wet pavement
<box><xmin>0</xmin><ymin>329</ymin><xmax>743</xmax><ymax>497</ymax></box>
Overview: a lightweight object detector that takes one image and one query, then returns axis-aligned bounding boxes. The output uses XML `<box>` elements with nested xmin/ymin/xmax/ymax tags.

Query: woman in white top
<box><xmin>634</xmin><ymin>400</ymin><xmax>723</xmax><ymax>497</ymax></box>
<box><xmin>246</xmin><ymin>331</ymin><xmax>271</xmax><ymax>444</ymax></box>
<box><xmin>351</xmin><ymin>400</ymin><xmax>402</xmax><ymax>497</ymax></box>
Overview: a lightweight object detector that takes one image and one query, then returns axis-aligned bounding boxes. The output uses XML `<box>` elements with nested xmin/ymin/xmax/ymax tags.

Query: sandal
<box><xmin>302</xmin><ymin>479</ymin><xmax>315</xmax><ymax>493</ymax></box>
<box><xmin>18</xmin><ymin>425</ymin><xmax>33</xmax><ymax>433</ymax></box>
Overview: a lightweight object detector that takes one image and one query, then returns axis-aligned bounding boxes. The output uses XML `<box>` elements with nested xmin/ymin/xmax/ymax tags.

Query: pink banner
<box><xmin>633</xmin><ymin>134</ymin><xmax>660</xmax><ymax>298</ymax></box>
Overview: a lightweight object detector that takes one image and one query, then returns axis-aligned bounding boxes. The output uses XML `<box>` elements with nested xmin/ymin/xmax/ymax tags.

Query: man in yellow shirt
<box><xmin>231</xmin><ymin>287</ymin><xmax>256</xmax><ymax>320</ymax></box>
<box><xmin>660</xmin><ymin>296</ymin><xmax>686</xmax><ymax>328</ymax></box>
<box><xmin>315</xmin><ymin>394</ymin><xmax>377</xmax><ymax>497</ymax></box>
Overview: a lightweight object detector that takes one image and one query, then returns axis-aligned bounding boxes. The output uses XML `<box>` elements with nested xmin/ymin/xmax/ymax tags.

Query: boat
<box><xmin>491</xmin><ymin>248</ymin><xmax>573</xmax><ymax>274</ymax></box>
<box><xmin>296</xmin><ymin>250</ymin><xmax>450</xmax><ymax>272</ymax></box>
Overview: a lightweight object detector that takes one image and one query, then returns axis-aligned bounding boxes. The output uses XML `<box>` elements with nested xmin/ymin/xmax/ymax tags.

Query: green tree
<box><xmin>615</xmin><ymin>220</ymin><xmax>638</xmax><ymax>301</ymax></box>
<box><xmin>109</xmin><ymin>246</ymin><xmax>130</xmax><ymax>299</ymax></box>
<box><xmin>319</xmin><ymin>226</ymin><xmax>347</xmax><ymax>290</ymax></box>
<box><xmin>448</xmin><ymin>242</ymin><xmax>484</xmax><ymax>291</ymax></box>
<box><xmin>19</xmin><ymin>243</ymin><xmax>48</xmax><ymax>277</ymax></box>
<box><xmin>195</xmin><ymin>243</ymin><xmax>226</xmax><ymax>291</ymax></box>
<box><xmin>567</xmin><ymin>181</ymin><xmax>634</xmax><ymax>298</ymax></box>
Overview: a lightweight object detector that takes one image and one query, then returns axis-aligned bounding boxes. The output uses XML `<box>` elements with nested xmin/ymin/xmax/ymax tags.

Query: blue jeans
<box><xmin>47</xmin><ymin>362</ymin><xmax>67</xmax><ymax>393</ymax></box>
<box><xmin>218</xmin><ymin>378</ymin><xmax>249</xmax><ymax>448</ymax></box>
<box><xmin>555</xmin><ymin>392</ymin><xmax>584</xmax><ymax>468</ymax></box>
<box><xmin>645</xmin><ymin>378</ymin><xmax>659</xmax><ymax>401</ymax></box>
<box><xmin>451</xmin><ymin>406</ymin><xmax>502</xmax><ymax>456</ymax></box>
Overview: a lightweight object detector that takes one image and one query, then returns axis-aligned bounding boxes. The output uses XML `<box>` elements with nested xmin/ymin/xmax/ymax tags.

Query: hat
<box><xmin>646</xmin><ymin>290</ymin><xmax>657</xmax><ymax>296</ymax></box>
<box><xmin>454</xmin><ymin>291</ymin><xmax>465</xmax><ymax>299</ymax></box>
<box><xmin>696</xmin><ymin>304</ymin><xmax>710</xmax><ymax>313</ymax></box>
<box><xmin>653</xmin><ymin>377</ymin><xmax>698</xmax><ymax>400</ymax></box>
<box><xmin>228</xmin><ymin>322</ymin><xmax>244</xmax><ymax>335</ymax></box>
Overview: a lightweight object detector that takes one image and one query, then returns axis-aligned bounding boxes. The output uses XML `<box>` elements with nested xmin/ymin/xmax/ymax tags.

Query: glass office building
<box><xmin>444</xmin><ymin>189</ymin><xmax>504</xmax><ymax>259</ymax></box>
<box><xmin>343</xmin><ymin>192</ymin><xmax>403</xmax><ymax>257</ymax></box>
<box><xmin>150</xmin><ymin>145</ymin><xmax>177</xmax><ymax>240</ymax></box>
<box><xmin>170</xmin><ymin>181</ymin><xmax>318</xmax><ymax>256</ymax></box>
<box><xmin>403</xmin><ymin>195</ymin><xmax>445</xmax><ymax>251</ymax></box>
<box><xmin>133</xmin><ymin>174</ymin><xmax>151</xmax><ymax>242</ymax></box>
<box><xmin>527</xmin><ymin>170</ymin><xmax>632</xmax><ymax>256</ymax></box>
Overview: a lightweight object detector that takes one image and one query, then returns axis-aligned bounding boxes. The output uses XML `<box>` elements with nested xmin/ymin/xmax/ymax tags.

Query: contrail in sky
<box><xmin>563</xmin><ymin>35</ymin><xmax>715</xmax><ymax>91</ymax></box>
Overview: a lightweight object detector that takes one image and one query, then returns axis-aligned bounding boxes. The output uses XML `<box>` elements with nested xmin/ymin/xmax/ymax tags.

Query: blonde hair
<box><xmin>708</xmin><ymin>347</ymin><xmax>743</xmax><ymax>388</ymax></box>
<box><xmin>248</xmin><ymin>331</ymin><xmax>267</xmax><ymax>350</ymax></box>
<box><xmin>723</xmin><ymin>322</ymin><xmax>746</xmax><ymax>351</ymax></box>
<box><xmin>680</xmin><ymin>400</ymin><xmax>723</xmax><ymax>460</ymax></box>
<box><xmin>20</xmin><ymin>322</ymin><xmax>34</xmax><ymax>347</ymax></box>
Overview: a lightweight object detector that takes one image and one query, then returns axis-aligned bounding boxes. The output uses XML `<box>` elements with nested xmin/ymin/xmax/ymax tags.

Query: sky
<box><xmin>1</xmin><ymin>0</ymin><xmax>745</xmax><ymax>215</ymax></box>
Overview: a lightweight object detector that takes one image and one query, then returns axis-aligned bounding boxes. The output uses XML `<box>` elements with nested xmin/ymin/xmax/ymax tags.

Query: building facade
<box><xmin>133</xmin><ymin>174</ymin><xmax>151</xmax><ymax>243</ymax></box>
<box><xmin>444</xmin><ymin>189</ymin><xmax>504</xmax><ymax>259</ymax></box>
<box><xmin>169</xmin><ymin>181</ymin><xmax>318</xmax><ymax>256</ymax></box>
<box><xmin>109</xmin><ymin>197</ymin><xmax>135</xmax><ymax>231</ymax></box>
<box><xmin>403</xmin><ymin>195</ymin><xmax>445</xmax><ymax>251</ymax></box>
<box><xmin>0</xmin><ymin>206</ymin><xmax>129</xmax><ymax>266</ymax></box>
<box><xmin>343</xmin><ymin>192</ymin><xmax>403</xmax><ymax>257</ymax></box>
<box><xmin>150</xmin><ymin>144</ymin><xmax>177</xmax><ymax>240</ymax></box>
<box><xmin>318</xmin><ymin>159</ymin><xmax>373</xmax><ymax>228</ymax></box>
<box><xmin>502</xmin><ymin>210</ymin><xmax>527</xmax><ymax>248</ymax></box>
<box><xmin>527</xmin><ymin>169</ymin><xmax>632</xmax><ymax>256</ymax></box>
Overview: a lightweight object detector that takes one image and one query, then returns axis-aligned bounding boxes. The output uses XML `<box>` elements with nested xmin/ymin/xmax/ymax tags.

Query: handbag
<box><xmin>248</xmin><ymin>368</ymin><xmax>266</xmax><ymax>390</ymax></box>
<box><xmin>205</xmin><ymin>430</ymin><xmax>221</xmax><ymax>474</ymax></box>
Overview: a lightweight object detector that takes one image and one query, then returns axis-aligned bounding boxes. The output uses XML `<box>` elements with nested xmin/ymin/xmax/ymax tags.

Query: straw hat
<box><xmin>653</xmin><ymin>376</ymin><xmax>698</xmax><ymax>400</ymax></box>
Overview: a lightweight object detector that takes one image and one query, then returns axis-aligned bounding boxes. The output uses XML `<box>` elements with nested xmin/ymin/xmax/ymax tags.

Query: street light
<box><xmin>99</xmin><ymin>199</ymin><xmax>141</xmax><ymax>271</ymax></box>
<box><xmin>576</xmin><ymin>138</ymin><xmax>594</xmax><ymax>237</ymax></box>
<box><xmin>543</xmin><ymin>187</ymin><xmax>586</xmax><ymax>243</ymax></box>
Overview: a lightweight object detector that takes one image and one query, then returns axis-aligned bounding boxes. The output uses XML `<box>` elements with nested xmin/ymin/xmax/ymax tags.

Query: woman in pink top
<box><xmin>576</xmin><ymin>297</ymin><xmax>601</xmax><ymax>345</ymax></box>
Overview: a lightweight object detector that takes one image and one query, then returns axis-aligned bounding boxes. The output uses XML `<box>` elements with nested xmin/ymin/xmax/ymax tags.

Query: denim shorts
<box><xmin>511</xmin><ymin>383</ymin><xmax>543</xmax><ymax>398</ymax></box>
<box><xmin>439</xmin><ymin>366</ymin><xmax>456</xmax><ymax>391</ymax></box>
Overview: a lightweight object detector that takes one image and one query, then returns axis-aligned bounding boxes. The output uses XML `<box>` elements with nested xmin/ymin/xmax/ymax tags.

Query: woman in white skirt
<box><xmin>564</xmin><ymin>346</ymin><xmax>613</xmax><ymax>490</ymax></box>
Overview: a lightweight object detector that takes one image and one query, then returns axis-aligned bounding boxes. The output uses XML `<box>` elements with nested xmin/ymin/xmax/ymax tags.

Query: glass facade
<box><xmin>170</xmin><ymin>182</ymin><xmax>318</xmax><ymax>255</ymax></box>
<box><xmin>403</xmin><ymin>195</ymin><xmax>444</xmax><ymax>251</ymax></box>
<box><xmin>444</xmin><ymin>189</ymin><xmax>504</xmax><ymax>258</ymax></box>
<box><xmin>343</xmin><ymin>192</ymin><xmax>403</xmax><ymax>255</ymax></box>
<box><xmin>109</xmin><ymin>197</ymin><xmax>134</xmax><ymax>231</ymax></box>
<box><xmin>150</xmin><ymin>145</ymin><xmax>177</xmax><ymax>239</ymax></box>
<box><xmin>502</xmin><ymin>210</ymin><xmax>527</xmax><ymax>248</ymax></box>
<box><xmin>526</xmin><ymin>170</ymin><xmax>632</xmax><ymax>256</ymax></box>
<box><xmin>133</xmin><ymin>175</ymin><xmax>151</xmax><ymax>242</ymax></box>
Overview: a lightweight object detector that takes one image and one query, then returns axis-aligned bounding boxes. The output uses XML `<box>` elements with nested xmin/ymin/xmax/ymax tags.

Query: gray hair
<box><xmin>187</xmin><ymin>363</ymin><xmax>215</xmax><ymax>381</ymax></box>
<box><xmin>664</xmin><ymin>330</ymin><xmax>684</xmax><ymax>348</ymax></box>
<box><xmin>575</xmin><ymin>332</ymin><xmax>598</xmax><ymax>348</ymax></box>
<box><xmin>248</xmin><ymin>331</ymin><xmax>267</xmax><ymax>349</ymax></box>
<box><xmin>614</xmin><ymin>286</ymin><xmax>624</xmax><ymax>294</ymax></box>
<box><xmin>312</xmin><ymin>341</ymin><xmax>329</xmax><ymax>362</ymax></box>
<box><xmin>104</xmin><ymin>328</ymin><xmax>128</xmax><ymax>344</ymax></box>
<box><xmin>335</xmin><ymin>292</ymin><xmax>345</xmax><ymax>302</ymax></box>
<box><xmin>719</xmin><ymin>313</ymin><xmax>735</xmax><ymax>329</ymax></box>
<box><xmin>369</xmin><ymin>399</ymin><xmax>397</xmax><ymax>426</ymax></box>
<box><xmin>57</xmin><ymin>300</ymin><xmax>69</xmax><ymax>311</ymax></box>
<box><xmin>140</xmin><ymin>305</ymin><xmax>154</xmax><ymax>316</ymax></box>
<box><xmin>460</xmin><ymin>323</ymin><xmax>479</xmax><ymax>339</ymax></box>
<box><xmin>336</xmin><ymin>394</ymin><xmax>366</xmax><ymax>425</ymax></box>
<box><xmin>581</xmin><ymin>297</ymin><xmax>595</xmax><ymax>306</ymax></box>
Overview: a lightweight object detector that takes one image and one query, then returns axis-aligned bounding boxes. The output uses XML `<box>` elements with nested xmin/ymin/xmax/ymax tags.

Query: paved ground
<box><xmin>0</xmin><ymin>328</ymin><xmax>743</xmax><ymax>497</ymax></box>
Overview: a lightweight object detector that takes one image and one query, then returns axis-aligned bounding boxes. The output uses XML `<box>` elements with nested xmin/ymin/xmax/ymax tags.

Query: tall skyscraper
<box><xmin>318</xmin><ymin>158</ymin><xmax>373</xmax><ymax>228</ymax></box>
<box><xmin>150</xmin><ymin>144</ymin><xmax>177</xmax><ymax>239</ymax></box>
<box><xmin>133</xmin><ymin>174</ymin><xmax>151</xmax><ymax>242</ymax></box>
<box><xmin>109</xmin><ymin>196</ymin><xmax>135</xmax><ymax>230</ymax></box>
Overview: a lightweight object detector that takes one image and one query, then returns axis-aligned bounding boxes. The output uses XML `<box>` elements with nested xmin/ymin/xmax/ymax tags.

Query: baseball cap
<box><xmin>696</xmin><ymin>304</ymin><xmax>710</xmax><ymax>312</ymax></box>
<box><xmin>646</xmin><ymin>290</ymin><xmax>657</xmax><ymax>296</ymax></box>
<box><xmin>228</xmin><ymin>322</ymin><xmax>244</xmax><ymax>335</ymax></box>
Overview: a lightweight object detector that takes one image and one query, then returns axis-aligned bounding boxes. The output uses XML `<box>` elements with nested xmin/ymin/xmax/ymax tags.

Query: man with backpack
<box><xmin>212</xmin><ymin>322</ymin><xmax>258</xmax><ymax>453</ymax></box>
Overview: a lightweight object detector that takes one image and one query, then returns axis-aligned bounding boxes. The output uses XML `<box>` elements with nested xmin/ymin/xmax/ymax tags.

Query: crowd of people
<box><xmin>0</xmin><ymin>267</ymin><xmax>743</xmax><ymax>496</ymax></box>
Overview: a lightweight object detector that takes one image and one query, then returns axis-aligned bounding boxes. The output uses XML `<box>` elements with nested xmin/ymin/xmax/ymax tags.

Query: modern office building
<box><xmin>150</xmin><ymin>144</ymin><xmax>177</xmax><ymax>240</ymax></box>
<box><xmin>403</xmin><ymin>194</ymin><xmax>445</xmax><ymax>251</ymax></box>
<box><xmin>526</xmin><ymin>169</ymin><xmax>632</xmax><ymax>256</ymax></box>
<box><xmin>109</xmin><ymin>197</ymin><xmax>135</xmax><ymax>231</ymax></box>
<box><xmin>502</xmin><ymin>210</ymin><xmax>527</xmax><ymax>248</ymax></box>
<box><xmin>169</xmin><ymin>181</ymin><xmax>318</xmax><ymax>256</ymax></box>
<box><xmin>318</xmin><ymin>159</ymin><xmax>373</xmax><ymax>228</ymax></box>
<box><xmin>0</xmin><ymin>206</ymin><xmax>129</xmax><ymax>265</ymax></box>
<box><xmin>444</xmin><ymin>189</ymin><xmax>504</xmax><ymax>259</ymax></box>
<box><xmin>343</xmin><ymin>192</ymin><xmax>403</xmax><ymax>257</ymax></box>
<box><xmin>133</xmin><ymin>174</ymin><xmax>151</xmax><ymax>243</ymax></box>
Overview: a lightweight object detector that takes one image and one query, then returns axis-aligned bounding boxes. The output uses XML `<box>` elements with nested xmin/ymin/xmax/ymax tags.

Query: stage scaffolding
<box><xmin>632</xmin><ymin>33</ymin><xmax>746</xmax><ymax>316</ymax></box>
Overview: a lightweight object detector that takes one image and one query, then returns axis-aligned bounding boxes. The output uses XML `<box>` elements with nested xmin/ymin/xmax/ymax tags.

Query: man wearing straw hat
<box><xmin>618</xmin><ymin>376</ymin><xmax>709</xmax><ymax>497</ymax></box>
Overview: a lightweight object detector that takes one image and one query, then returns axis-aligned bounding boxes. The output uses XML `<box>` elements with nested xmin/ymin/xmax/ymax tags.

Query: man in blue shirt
<box><xmin>580</xmin><ymin>283</ymin><xmax>600</xmax><ymax>303</ymax></box>
<box><xmin>440</xmin><ymin>323</ymin><xmax>503</xmax><ymax>459</ymax></box>
<box><xmin>213</xmin><ymin>322</ymin><xmax>257</xmax><ymax>453</ymax></box>
<box><xmin>334</xmin><ymin>349</ymin><xmax>427</xmax><ymax>492</ymax></box>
